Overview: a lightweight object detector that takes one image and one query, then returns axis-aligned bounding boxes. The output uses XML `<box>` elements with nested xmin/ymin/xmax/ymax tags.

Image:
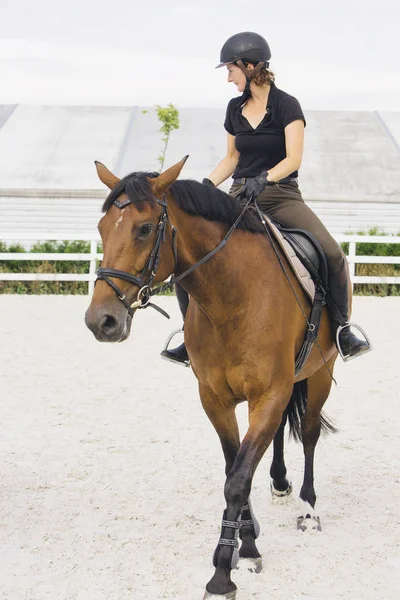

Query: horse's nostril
<box><xmin>100</xmin><ymin>314</ymin><xmax>118</xmax><ymax>333</ymax></box>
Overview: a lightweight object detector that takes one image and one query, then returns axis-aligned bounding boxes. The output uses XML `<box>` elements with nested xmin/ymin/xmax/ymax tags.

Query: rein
<box><xmin>150</xmin><ymin>196</ymin><xmax>254</xmax><ymax>298</ymax></box>
<box><xmin>95</xmin><ymin>193</ymin><xmax>253</xmax><ymax>319</ymax></box>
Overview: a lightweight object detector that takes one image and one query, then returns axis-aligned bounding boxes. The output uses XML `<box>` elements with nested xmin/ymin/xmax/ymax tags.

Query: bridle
<box><xmin>96</xmin><ymin>195</ymin><xmax>177</xmax><ymax>320</ymax></box>
<box><xmin>95</xmin><ymin>190</ymin><xmax>253</xmax><ymax>320</ymax></box>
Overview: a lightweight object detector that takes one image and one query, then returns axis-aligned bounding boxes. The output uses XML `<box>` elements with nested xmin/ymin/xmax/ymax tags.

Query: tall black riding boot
<box><xmin>160</xmin><ymin>283</ymin><xmax>190</xmax><ymax>367</ymax></box>
<box><xmin>328</xmin><ymin>263</ymin><xmax>372</xmax><ymax>361</ymax></box>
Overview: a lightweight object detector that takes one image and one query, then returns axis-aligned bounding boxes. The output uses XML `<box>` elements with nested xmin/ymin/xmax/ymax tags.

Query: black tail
<box><xmin>286</xmin><ymin>379</ymin><xmax>338</xmax><ymax>442</ymax></box>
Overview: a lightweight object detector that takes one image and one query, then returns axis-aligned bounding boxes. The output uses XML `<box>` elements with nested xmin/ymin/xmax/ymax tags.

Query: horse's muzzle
<box><xmin>85</xmin><ymin>302</ymin><xmax>132</xmax><ymax>343</ymax></box>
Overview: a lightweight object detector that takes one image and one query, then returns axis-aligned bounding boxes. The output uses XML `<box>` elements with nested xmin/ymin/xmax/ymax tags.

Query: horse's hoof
<box><xmin>238</xmin><ymin>556</ymin><xmax>263</xmax><ymax>573</ymax></box>
<box><xmin>203</xmin><ymin>591</ymin><xmax>237</xmax><ymax>599</ymax></box>
<box><xmin>297</xmin><ymin>514</ymin><xmax>322</xmax><ymax>532</ymax></box>
<box><xmin>270</xmin><ymin>479</ymin><xmax>293</xmax><ymax>498</ymax></box>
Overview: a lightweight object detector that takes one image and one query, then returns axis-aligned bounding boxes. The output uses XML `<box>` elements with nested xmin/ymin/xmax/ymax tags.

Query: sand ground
<box><xmin>0</xmin><ymin>295</ymin><xmax>399</xmax><ymax>600</ymax></box>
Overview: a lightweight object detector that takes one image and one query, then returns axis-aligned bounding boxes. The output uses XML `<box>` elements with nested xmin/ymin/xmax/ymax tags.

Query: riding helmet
<box><xmin>215</xmin><ymin>32</ymin><xmax>271</xmax><ymax>68</ymax></box>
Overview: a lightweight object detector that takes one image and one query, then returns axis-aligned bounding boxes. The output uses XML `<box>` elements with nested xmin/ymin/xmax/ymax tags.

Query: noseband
<box><xmin>96</xmin><ymin>195</ymin><xmax>176</xmax><ymax>319</ymax></box>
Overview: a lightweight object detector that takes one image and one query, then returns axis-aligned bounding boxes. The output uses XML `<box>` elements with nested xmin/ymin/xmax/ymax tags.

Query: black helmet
<box><xmin>216</xmin><ymin>32</ymin><xmax>271</xmax><ymax>69</ymax></box>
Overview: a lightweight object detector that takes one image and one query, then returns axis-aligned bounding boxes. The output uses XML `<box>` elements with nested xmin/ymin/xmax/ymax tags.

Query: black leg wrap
<box><xmin>213</xmin><ymin>509</ymin><xmax>241</xmax><ymax>569</ymax></box>
<box><xmin>239</xmin><ymin>499</ymin><xmax>260</xmax><ymax>540</ymax></box>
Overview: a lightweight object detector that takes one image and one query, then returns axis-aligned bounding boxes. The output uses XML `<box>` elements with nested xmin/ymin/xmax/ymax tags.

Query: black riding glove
<box><xmin>202</xmin><ymin>178</ymin><xmax>215</xmax><ymax>187</ymax></box>
<box><xmin>242</xmin><ymin>170</ymin><xmax>275</xmax><ymax>200</ymax></box>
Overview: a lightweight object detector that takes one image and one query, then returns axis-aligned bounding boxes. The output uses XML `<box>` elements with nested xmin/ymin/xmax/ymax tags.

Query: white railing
<box><xmin>0</xmin><ymin>232</ymin><xmax>101</xmax><ymax>295</ymax></box>
<box><xmin>0</xmin><ymin>232</ymin><xmax>399</xmax><ymax>294</ymax></box>
<box><xmin>336</xmin><ymin>234</ymin><xmax>400</xmax><ymax>285</ymax></box>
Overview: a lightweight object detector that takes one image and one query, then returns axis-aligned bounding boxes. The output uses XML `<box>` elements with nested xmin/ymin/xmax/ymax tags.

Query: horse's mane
<box><xmin>102</xmin><ymin>172</ymin><xmax>265</xmax><ymax>234</ymax></box>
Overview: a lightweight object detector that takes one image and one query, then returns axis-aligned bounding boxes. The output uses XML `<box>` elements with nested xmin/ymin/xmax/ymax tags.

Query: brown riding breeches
<box><xmin>229</xmin><ymin>181</ymin><xmax>345</xmax><ymax>275</ymax></box>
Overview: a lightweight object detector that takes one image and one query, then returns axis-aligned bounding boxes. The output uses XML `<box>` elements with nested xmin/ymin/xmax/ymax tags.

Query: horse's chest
<box><xmin>192</xmin><ymin>356</ymin><xmax>249</xmax><ymax>402</ymax></box>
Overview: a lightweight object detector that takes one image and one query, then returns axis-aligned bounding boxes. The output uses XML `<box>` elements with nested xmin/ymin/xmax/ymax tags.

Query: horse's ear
<box><xmin>153</xmin><ymin>156</ymin><xmax>189</xmax><ymax>194</ymax></box>
<box><xmin>94</xmin><ymin>161</ymin><xmax>120</xmax><ymax>190</ymax></box>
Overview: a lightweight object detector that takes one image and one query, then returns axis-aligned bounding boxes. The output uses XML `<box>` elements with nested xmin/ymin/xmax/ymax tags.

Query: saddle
<box><xmin>264</xmin><ymin>215</ymin><xmax>328</xmax><ymax>301</ymax></box>
<box><xmin>260</xmin><ymin>214</ymin><xmax>329</xmax><ymax>375</ymax></box>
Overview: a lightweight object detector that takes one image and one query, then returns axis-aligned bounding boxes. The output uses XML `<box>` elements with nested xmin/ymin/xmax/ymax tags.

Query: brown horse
<box><xmin>85</xmin><ymin>157</ymin><xmax>342</xmax><ymax>599</ymax></box>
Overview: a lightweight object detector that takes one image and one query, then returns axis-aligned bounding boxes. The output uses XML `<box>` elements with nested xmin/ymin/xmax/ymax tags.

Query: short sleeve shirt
<box><xmin>224</xmin><ymin>83</ymin><xmax>306</xmax><ymax>179</ymax></box>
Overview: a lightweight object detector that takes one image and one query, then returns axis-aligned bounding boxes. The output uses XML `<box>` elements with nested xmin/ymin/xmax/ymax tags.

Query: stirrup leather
<box><xmin>336</xmin><ymin>322</ymin><xmax>373</xmax><ymax>362</ymax></box>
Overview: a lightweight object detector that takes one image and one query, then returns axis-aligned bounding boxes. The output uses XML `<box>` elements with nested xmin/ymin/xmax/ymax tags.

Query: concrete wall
<box><xmin>1</xmin><ymin>104</ymin><xmax>399</xmax><ymax>240</ymax></box>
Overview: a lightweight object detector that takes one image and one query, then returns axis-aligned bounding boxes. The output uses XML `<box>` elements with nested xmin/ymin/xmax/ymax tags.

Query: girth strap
<box><xmin>294</xmin><ymin>286</ymin><xmax>325</xmax><ymax>375</ymax></box>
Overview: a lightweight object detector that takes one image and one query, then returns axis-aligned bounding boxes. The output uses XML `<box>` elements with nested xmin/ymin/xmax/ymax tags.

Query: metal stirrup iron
<box><xmin>161</xmin><ymin>329</ymin><xmax>190</xmax><ymax>367</ymax></box>
<box><xmin>336</xmin><ymin>322</ymin><xmax>373</xmax><ymax>362</ymax></box>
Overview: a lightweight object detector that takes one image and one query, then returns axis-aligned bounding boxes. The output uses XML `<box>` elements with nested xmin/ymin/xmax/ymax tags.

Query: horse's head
<box><xmin>85</xmin><ymin>157</ymin><xmax>188</xmax><ymax>342</ymax></box>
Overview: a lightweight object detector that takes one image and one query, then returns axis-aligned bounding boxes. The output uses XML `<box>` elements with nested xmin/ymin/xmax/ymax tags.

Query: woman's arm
<box><xmin>266</xmin><ymin>119</ymin><xmax>305</xmax><ymax>182</ymax></box>
<box><xmin>206</xmin><ymin>133</ymin><xmax>240</xmax><ymax>186</ymax></box>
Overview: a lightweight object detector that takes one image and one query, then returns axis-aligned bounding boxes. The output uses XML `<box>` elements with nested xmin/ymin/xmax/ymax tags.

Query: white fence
<box><xmin>0</xmin><ymin>232</ymin><xmax>400</xmax><ymax>295</ymax></box>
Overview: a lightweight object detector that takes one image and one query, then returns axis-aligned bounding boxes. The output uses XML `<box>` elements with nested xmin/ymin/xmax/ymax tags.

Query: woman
<box><xmin>161</xmin><ymin>31</ymin><xmax>371</xmax><ymax>366</ymax></box>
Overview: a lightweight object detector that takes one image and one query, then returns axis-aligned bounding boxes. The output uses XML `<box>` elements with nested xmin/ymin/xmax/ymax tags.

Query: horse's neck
<box><xmin>169</xmin><ymin>205</ymin><xmax>268</xmax><ymax>315</ymax></box>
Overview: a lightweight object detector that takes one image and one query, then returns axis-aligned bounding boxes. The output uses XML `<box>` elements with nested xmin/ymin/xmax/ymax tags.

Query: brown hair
<box><xmin>244</xmin><ymin>62</ymin><xmax>275</xmax><ymax>86</ymax></box>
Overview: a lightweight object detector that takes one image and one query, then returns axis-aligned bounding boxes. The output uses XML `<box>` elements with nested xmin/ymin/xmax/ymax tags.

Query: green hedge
<box><xmin>340</xmin><ymin>227</ymin><xmax>400</xmax><ymax>297</ymax></box>
<box><xmin>0</xmin><ymin>240</ymin><xmax>97</xmax><ymax>295</ymax></box>
<box><xmin>1</xmin><ymin>228</ymin><xmax>399</xmax><ymax>295</ymax></box>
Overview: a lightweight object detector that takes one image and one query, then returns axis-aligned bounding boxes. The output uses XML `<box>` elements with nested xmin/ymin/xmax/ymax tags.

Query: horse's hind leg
<box><xmin>269</xmin><ymin>410</ymin><xmax>292</xmax><ymax>497</ymax></box>
<box><xmin>297</xmin><ymin>360</ymin><xmax>336</xmax><ymax>532</ymax></box>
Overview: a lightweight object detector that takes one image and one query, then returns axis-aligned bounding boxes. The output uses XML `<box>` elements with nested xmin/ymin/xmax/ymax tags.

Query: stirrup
<box><xmin>336</xmin><ymin>322</ymin><xmax>373</xmax><ymax>362</ymax></box>
<box><xmin>161</xmin><ymin>329</ymin><xmax>190</xmax><ymax>368</ymax></box>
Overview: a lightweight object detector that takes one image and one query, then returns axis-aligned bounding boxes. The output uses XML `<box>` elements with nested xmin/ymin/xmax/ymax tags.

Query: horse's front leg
<box><xmin>205</xmin><ymin>384</ymin><xmax>291</xmax><ymax>599</ymax></box>
<box><xmin>199</xmin><ymin>385</ymin><xmax>260</xmax><ymax>596</ymax></box>
<box><xmin>199</xmin><ymin>384</ymin><xmax>241</xmax><ymax>476</ymax></box>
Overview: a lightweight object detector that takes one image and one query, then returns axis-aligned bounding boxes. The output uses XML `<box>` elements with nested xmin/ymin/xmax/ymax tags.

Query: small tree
<box><xmin>156</xmin><ymin>103</ymin><xmax>180</xmax><ymax>171</ymax></box>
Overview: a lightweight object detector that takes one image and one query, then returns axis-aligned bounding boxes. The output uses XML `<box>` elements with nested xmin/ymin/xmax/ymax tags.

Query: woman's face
<box><xmin>226</xmin><ymin>63</ymin><xmax>248</xmax><ymax>92</ymax></box>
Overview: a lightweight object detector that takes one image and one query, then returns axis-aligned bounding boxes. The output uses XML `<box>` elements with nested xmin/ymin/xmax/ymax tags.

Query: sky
<box><xmin>0</xmin><ymin>0</ymin><xmax>399</xmax><ymax>110</ymax></box>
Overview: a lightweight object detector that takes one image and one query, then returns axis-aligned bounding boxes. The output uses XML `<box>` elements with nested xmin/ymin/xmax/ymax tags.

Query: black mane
<box><xmin>102</xmin><ymin>172</ymin><xmax>264</xmax><ymax>234</ymax></box>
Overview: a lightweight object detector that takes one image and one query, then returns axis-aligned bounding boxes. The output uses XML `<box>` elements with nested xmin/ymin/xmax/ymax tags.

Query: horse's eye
<box><xmin>138</xmin><ymin>224</ymin><xmax>153</xmax><ymax>237</ymax></box>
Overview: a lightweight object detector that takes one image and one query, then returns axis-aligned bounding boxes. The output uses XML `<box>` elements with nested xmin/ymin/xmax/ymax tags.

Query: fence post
<box><xmin>347</xmin><ymin>240</ymin><xmax>356</xmax><ymax>290</ymax></box>
<box><xmin>89</xmin><ymin>240</ymin><xmax>97</xmax><ymax>296</ymax></box>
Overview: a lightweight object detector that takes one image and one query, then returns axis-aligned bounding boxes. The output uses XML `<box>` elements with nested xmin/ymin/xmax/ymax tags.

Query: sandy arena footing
<box><xmin>0</xmin><ymin>296</ymin><xmax>399</xmax><ymax>600</ymax></box>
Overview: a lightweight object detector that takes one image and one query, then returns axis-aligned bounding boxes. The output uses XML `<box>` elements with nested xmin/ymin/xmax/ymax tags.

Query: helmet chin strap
<box><xmin>235</xmin><ymin>60</ymin><xmax>267</xmax><ymax>106</ymax></box>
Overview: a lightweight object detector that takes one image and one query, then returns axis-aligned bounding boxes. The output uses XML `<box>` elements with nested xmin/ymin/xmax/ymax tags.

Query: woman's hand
<box><xmin>242</xmin><ymin>170</ymin><xmax>274</xmax><ymax>199</ymax></box>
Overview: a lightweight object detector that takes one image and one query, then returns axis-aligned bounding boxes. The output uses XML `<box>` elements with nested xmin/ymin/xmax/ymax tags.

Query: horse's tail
<box><xmin>286</xmin><ymin>379</ymin><xmax>338</xmax><ymax>442</ymax></box>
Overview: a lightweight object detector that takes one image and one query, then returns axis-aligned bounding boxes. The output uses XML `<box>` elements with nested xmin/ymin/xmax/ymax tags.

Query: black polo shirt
<box><xmin>224</xmin><ymin>83</ymin><xmax>306</xmax><ymax>179</ymax></box>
